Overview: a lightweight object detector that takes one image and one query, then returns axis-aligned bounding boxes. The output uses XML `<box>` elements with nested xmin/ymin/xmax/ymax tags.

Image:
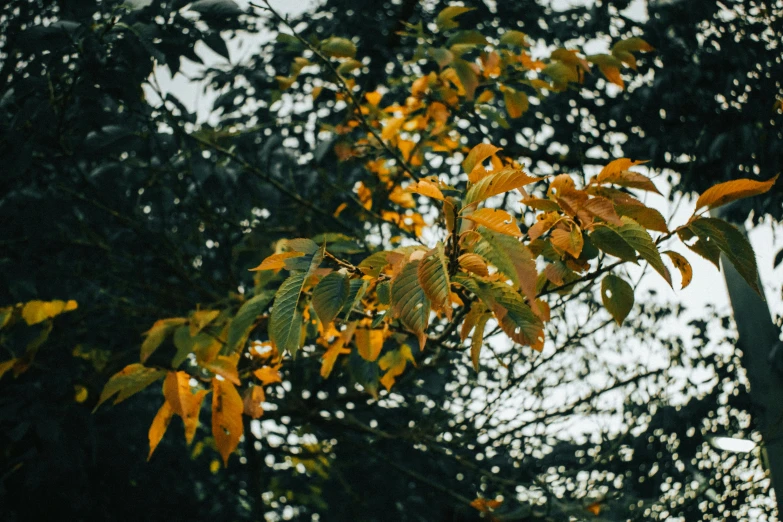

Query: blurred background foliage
<box><xmin>0</xmin><ymin>0</ymin><xmax>780</xmax><ymax>520</ymax></box>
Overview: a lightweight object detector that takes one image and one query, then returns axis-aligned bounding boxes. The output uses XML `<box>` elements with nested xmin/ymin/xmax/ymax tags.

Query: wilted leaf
<box><xmin>312</xmin><ymin>272</ymin><xmax>350</xmax><ymax>325</ymax></box>
<box><xmin>464</xmin><ymin>208</ymin><xmax>522</xmax><ymax>237</ymax></box>
<box><xmin>212</xmin><ymin>378</ymin><xmax>243</xmax><ymax>466</ymax></box>
<box><xmin>243</xmin><ymin>385</ymin><xmax>266</xmax><ymax>419</ymax></box>
<box><xmin>694</xmin><ymin>175</ymin><xmax>778</xmax><ymax>211</ymax></box>
<box><xmin>95</xmin><ymin>364</ymin><xmax>166</xmax><ymax>411</ymax></box>
<box><xmin>664</xmin><ymin>251</ymin><xmax>693</xmax><ymax>289</ymax></box>
<box><xmin>601</xmin><ymin>275</ymin><xmax>634</xmax><ymax>325</ymax></box>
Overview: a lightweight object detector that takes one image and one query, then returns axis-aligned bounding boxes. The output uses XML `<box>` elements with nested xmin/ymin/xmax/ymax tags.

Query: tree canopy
<box><xmin>0</xmin><ymin>0</ymin><xmax>780</xmax><ymax>520</ymax></box>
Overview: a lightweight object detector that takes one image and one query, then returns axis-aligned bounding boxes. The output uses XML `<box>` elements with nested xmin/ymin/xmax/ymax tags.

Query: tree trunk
<box><xmin>721</xmin><ymin>224</ymin><xmax>783</xmax><ymax>512</ymax></box>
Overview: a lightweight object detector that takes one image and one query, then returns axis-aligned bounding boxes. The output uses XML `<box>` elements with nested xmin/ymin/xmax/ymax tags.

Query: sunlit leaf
<box><xmin>405</xmin><ymin>179</ymin><xmax>445</xmax><ymax>201</ymax></box>
<box><xmin>464</xmin><ymin>208</ymin><xmax>522</xmax><ymax>237</ymax></box>
<box><xmin>462</xmin><ymin>143</ymin><xmax>500</xmax><ymax>176</ymax></box>
<box><xmin>464</xmin><ymin>169</ymin><xmax>538</xmax><ymax>207</ymax></box>
<box><xmin>212</xmin><ymin>378</ymin><xmax>243</xmax><ymax>466</ymax></box>
<box><xmin>694</xmin><ymin>175</ymin><xmax>778</xmax><ymax>211</ymax></box>
<box><xmin>595</xmin><ymin>158</ymin><xmax>648</xmax><ymax>183</ymax></box>
<box><xmin>601</xmin><ymin>275</ymin><xmax>634</xmax><ymax>325</ymax></box>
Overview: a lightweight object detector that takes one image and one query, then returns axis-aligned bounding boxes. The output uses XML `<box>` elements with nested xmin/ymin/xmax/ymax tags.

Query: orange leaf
<box><xmin>595</xmin><ymin>158</ymin><xmax>648</xmax><ymax>183</ymax></box>
<box><xmin>694</xmin><ymin>175</ymin><xmax>778</xmax><ymax>211</ymax></box>
<box><xmin>254</xmin><ymin>365</ymin><xmax>283</xmax><ymax>386</ymax></box>
<box><xmin>464</xmin><ymin>208</ymin><xmax>522</xmax><ymax>237</ymax></box>
<box><xmin>551</xmin><ymin>224</ymin><xmax>584</xmax><ymax>258</ymax></box>
<box><xmin>249</xmin><ymin>251</ymin><xmax>304</xmax><ymax>271</ymax></box>
<box><xmin>599</xmin><ymin>65</ymin><xmax>624</xmax><ymax>88</ymax></box>
<box><xmin>163</xmin><ymin>371</ymin><xmax>207</xmax><ymax>444</ymax></box>
<box><xmin>212</xmin><ymin>378</ymin><xmax>243</xmax><ymax>467</ymax></box>
<box><xmin>365</xmin><ymin>91</ymin><xmax>382</xmax><ymax>106</ymax></box>
<box><xmin>242</xmin><ymin>385</ymin><xmax>266</xmax><ymax>419</ymax></box>
<box><xmin>200</xmin><ymin>356</ymin><xmax>241</xmax><ymax>385</ymax></box>
<box><xmin>462</xmin><ymin>143</ymin><xmax>501</xmax><ymax>175</ymax></box>
<box><xmin>586</xmin><ymin>502</ymin><xmax>602</xmax><ymax>516</ymax></box>
<box><xmin>465</xmin><ymin>169</ymin><xmax>538</xmax><ymax>206</ymax></box>
<box><xmin>458</xmin><ymin>253</ymin><xmax>489</xmax><ymax>277</ymax></box>
<box><xmin>355</xmin><ymin>328</ymin><xmax>385</xmax><ymax>362</ymax></box>
<box><xmin>406</xmin><ymin>180</ymin><xmax>445</xmax><ymax>201</ymax></box>
<box><xmin>321</xmin><ymin>339</ymin><xmax>351</xmax><ymax>379</ymax></box>
<box><xmin>148</xmin><ymin>401</ymin><xmax>174</xmax><ymax>460</ymax></box>
<box><xmin>528</xmin><ymin>212</ymin><xmax>560</xmax><ymax>240</ymax></box>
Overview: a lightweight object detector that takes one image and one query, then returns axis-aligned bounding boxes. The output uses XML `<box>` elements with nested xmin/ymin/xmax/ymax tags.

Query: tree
<box><xmin>0</xmin><ymin>1</ymin><xmax>778</xmax><ymax>520</ymax></box>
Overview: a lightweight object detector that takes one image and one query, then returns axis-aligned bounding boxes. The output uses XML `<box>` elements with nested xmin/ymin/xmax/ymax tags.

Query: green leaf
<box><xmin>225</xmin><ymin>291</ymin><xmax>275</xmax><ymax>355</ymax></box>
<box><xmin>471</xmin><ymin>313</ymin><xmax>491</xmax><ymax>372</ymax></box>
<box><xmin>341</xmin><ymin>279</ymin><xmax>369</xmax><ymax>319</ymax></box>
<box><xmin>141</xmin><ymin>318</ymin><xmax>187</xmax><ymax>363</ymax></box>
<box><xmin>488</xmin><ymin>282</ymin><xmax>544</xmax><ymax>350</ymax></box>
<box><xmin>452</xmin><ymin>58</ymin><xmax>478</xmax><ymax>100</ymax></box>
<box><xmin>172</xmin><ymin>326</ymin><xmax>215</xmax><ymax>368</ymax></box>
<box><xmin>270</xmin><ymin>247</ymin><xmax>324</xmax><ymax>356</ymax></box>
<box><xmin>436</xmin><ymin>6</ymin><xmax>474</xmax><ymax>30</ymax></box>
<box><xmin>589</xmin><ymin>226</ymin><xmax>638</xmax><ymax>262</ymax></box>
<box><xmin>312</xmin><ymin>272</ymin><xmax>350</xmax><ymax>325</ymax></box>
<box><xmin>616</xmin><ymin>217</ymin><xmax>671</xmax><ymax>286</ymax></box>
<box><xmin>321</xmin><ymin>37</ymin><xmax>356</xmax><ymax>58</ymax></box>
<box><xmin>499</xmin><ymin>30</ymin><xmax>529</xmax><ymax>48</ymax></box>
<box><xmin>391</xmin><ymin>260</ymin><xmax>431</xmax><ymax>349</ymax></box>
<box><xmin>418</xmin><ymin>243</ymin><xmax>451</xmax><ymax>318</ymax></box>
<box><xmin>601</xmin><ymin>275</ymin><xmax>634</xmax><ymax>325</ymax></box>
<box><xmin>687</xmin><ymin>218</ymin><xmax>761</xmax><ymax>295</ymax></box>
<box><xmin>473</xmin><ymin>228</ymin><xmax>538</xmax><ymax>311</ymax></box>
<box><xmin>95</xmin><ymin>364</ymin><xmax>166</xmax><ymax>412</ymax></box>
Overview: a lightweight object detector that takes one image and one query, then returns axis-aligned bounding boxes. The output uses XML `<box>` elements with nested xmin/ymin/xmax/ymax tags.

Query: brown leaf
<box><xmin>242</xmin><ymin>385</ymin><xmax>266</xmax><ymax>419</ymax></box>
<box><xmin>695</xmin><ymin>175</ymin><xmax>778</xmax><ymax>211</ymax></box>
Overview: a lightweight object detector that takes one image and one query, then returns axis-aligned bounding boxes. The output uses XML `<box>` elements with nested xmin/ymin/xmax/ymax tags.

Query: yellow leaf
<box><xmin>249</xmin><ymin>251</ymin><xmax>304</xmax><ymax>271</ymax></box>
<box><xmin>464</xmin><ymin>208</ymin><xmax>522</xmax><ymax>237</ymax></box>
<box><xmin>464</xmin><ymin>169</ymin><xmax>538</xmax><ymax>207</ymax></box>
<box><xmin>21</xmin><ymin>299</ymin><xmax>78</xmax><ymax>326</ymax></box>
<box><xmin>458</xmin><ymin>253</ymin><xmax>489</xmax><ymax>277</ymax></box>
<box><xmin>0</xmin><ymin>359</ymin><xmax>16</xmax><ymax>381</ymax></box>
<box><xmin>242</xmin><ymin>385</ymin><xmax>266</xmax><ymax>419</ymax></box>
<box><xmin>405</xmin><ymin>180</ymin><xmax>445</xmax><ymax>201</ymax></box>
<box><xmin>355</xmin><ymin>328</ymin><xmax>385</xmax><ymax>362</ymax></box>
<box><xmin>321</xmin><ymin>339</ymin><xmax>351</xmax><ymax>379</ymax></box>
<box><xmin>212</xmin><ymin>378</ymin><xmax>243</xmax><ymax>467</ymax></box>
<box><xmin>694</xmin><ymin>175</ymin><xmax>778</xmax><ymax>211</ymax></box>
<box><xmin>189</xmin><ymin>310</ymin><xmax>220</xmax><ymax>337</ymax></box>
<box><xmin>471</xmin><ymin>314</ymin><xmax>490</xmax><ymax>372</ymax></box>
<box><xmin>254</xmin><ymin>365</ymin><xmax>283</xmax><ymax>386</ymax></box>
<box><xmin>462</xmin><ymin>143</ymin><xmax>501</xmax><ymax>175</ymax></box>
<box><xmin>74</xmin><ymin>384</ymin><xmax>89</xmax><ymax>403</ymax></box>
<box><xmin>612</xmin><ymin>37</ymin><xmax>654</xmax><ymax>54</ymax></box>
<box><xmin>141</xmin><ymin>318</ymin><xmax>188</xmax><ymax>363</ymax></box>
<box><xmin>365</xmin><ymin>91</ymin><xmax>382</xmax><ymax>106</ymax></box>
<box><xmin>200</xmin><ymin>355</ymin><xmax>241</xmax><ymax>385</ymax></box>
<box><xmin>664</xmin><ymin>251</ymin><xmax>693</xmax><ymax>289</ymax></box>
<box><xmin>378</xmin><ymin>344</ymin><xmax>415</xmax><ymax>391</ymax></box>
<box><xmin>436</xmin><ymin>6</ymin><xmax>474</xmax><ymax>30</ymax></box>
<box><xmin>163</xmin><ymin>371</ymin><xmax>208</xmax><ymax>444</ymax></box>
<box><xmin>95</xmin><ymin>363</ymin><xmax>166</xmax><ymax>411</ymax></box>
<box><xmin>148</xmin><ymin>401</ymin><xmax>174</xmax><ymax>460</ymax></box>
